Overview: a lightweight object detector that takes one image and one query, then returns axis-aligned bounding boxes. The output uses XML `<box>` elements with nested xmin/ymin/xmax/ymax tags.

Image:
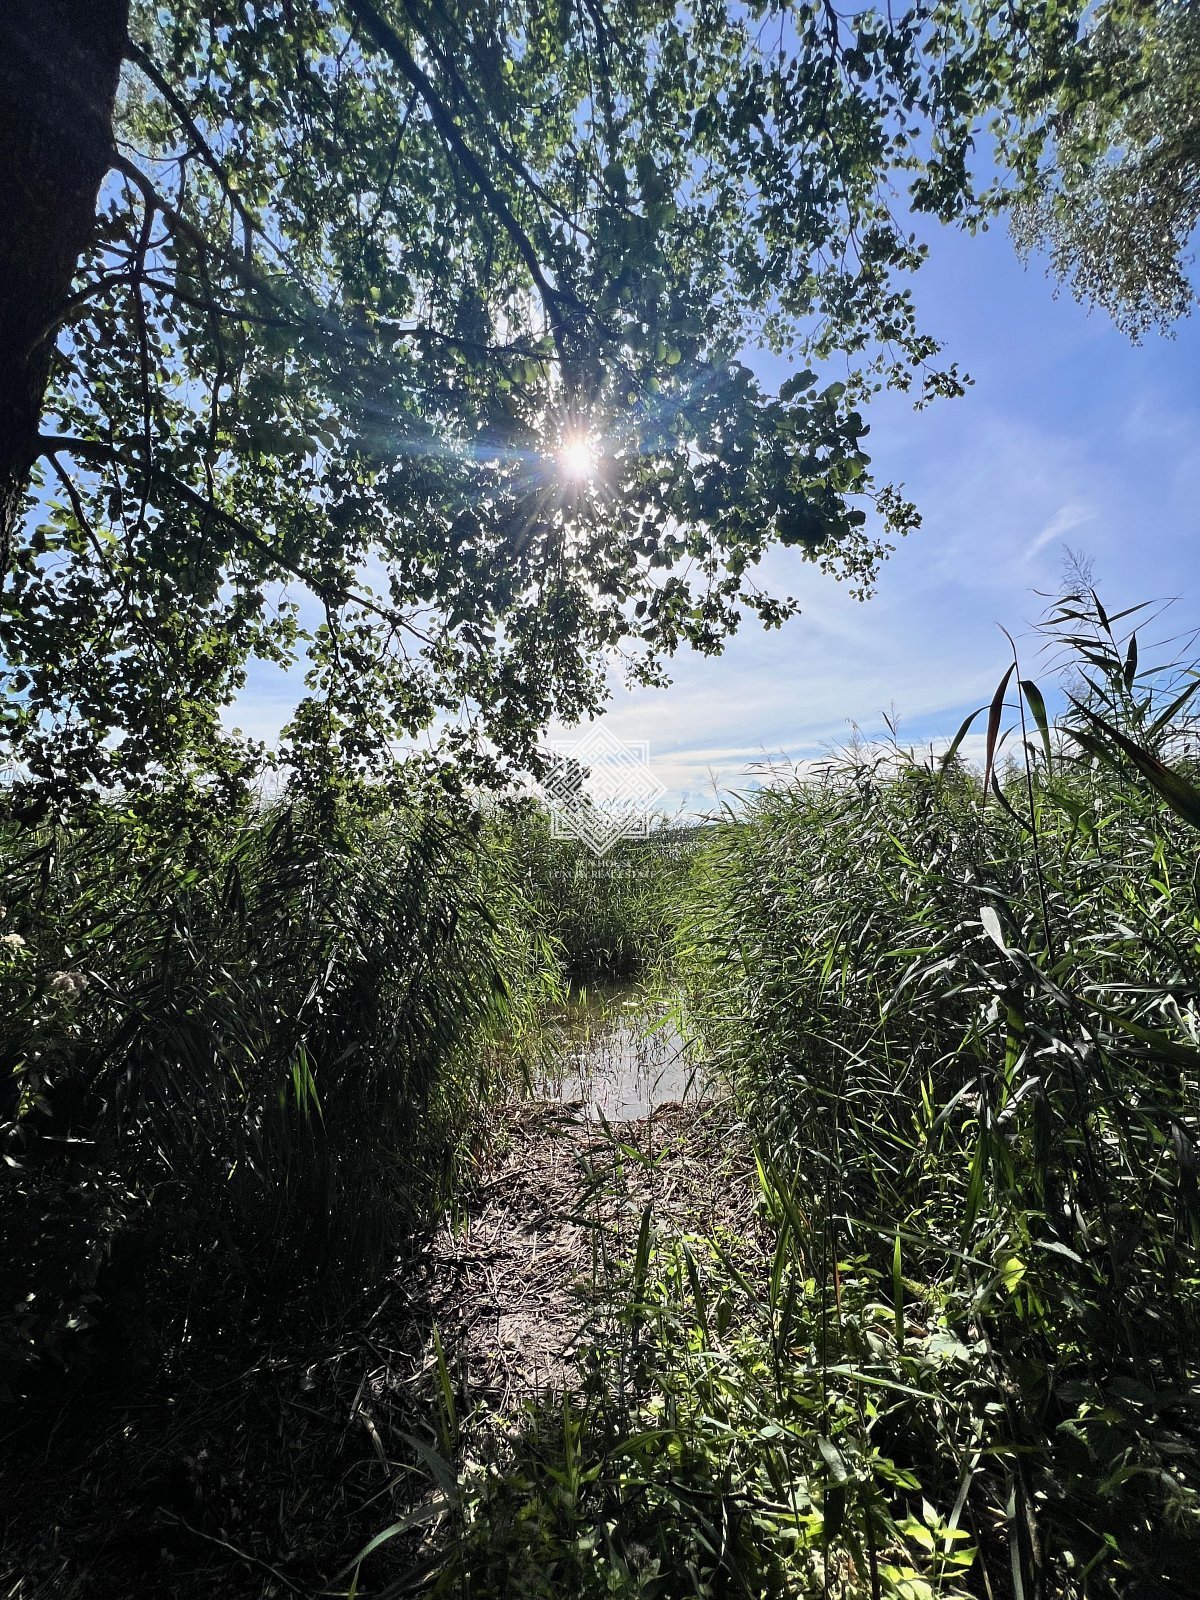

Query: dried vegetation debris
<box><xmin>425</xmin><ymin>1095</ymin><xmax>760</xmax><ymax>1408</ymax></box>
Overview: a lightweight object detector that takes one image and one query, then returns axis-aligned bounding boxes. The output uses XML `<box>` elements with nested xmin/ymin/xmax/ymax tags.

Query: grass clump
<box><xmin>673</xmin><ymin>596</ymin><xmax>1200</xmax><ymax>1594</ymax></box>
<box><xmin>0</xmin><ymin>785</ymin><xmax>555</xmax><ymax>1394</ymax></box>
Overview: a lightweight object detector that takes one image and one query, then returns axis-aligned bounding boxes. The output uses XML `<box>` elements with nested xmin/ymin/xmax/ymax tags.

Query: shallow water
<box><xmin>538</xmin><ymin>982</ymin><xmax>697</xmax><ymax>1120</ymax></box>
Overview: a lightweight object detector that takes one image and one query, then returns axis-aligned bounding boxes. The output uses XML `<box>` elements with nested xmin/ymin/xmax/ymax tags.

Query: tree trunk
<box><xmin>0</xmin><ymin>0</ymin><xmax>128</xmax><ymax>580</ymax></box>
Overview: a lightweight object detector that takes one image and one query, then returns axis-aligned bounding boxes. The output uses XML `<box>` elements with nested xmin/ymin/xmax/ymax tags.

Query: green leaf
<box><xmin>940</xmin><ymin>704</ymin><xmax>986</xmax><ymax>772</ymax></box>
<box><xmin>1071</xmin><ymin>700</ymin><xmax>1200</xmax><ymax>829</ymax></box>
<box><xmin>1147</xmin><ymin>673</ymin><xmax>1200</xmax><ymax>739</ymax></box>
<box><xmin>984</xmin><ymin>663</ymin><xmax>1016</xmax><ymax>800</ymax></box>
<box><xmin>892</xmin><ymin>1230</ymin><xmax>905</xmax><ymax>1351</ymax></box>
<box><xmin>1019</xmin><ymin>677</ymin><xmax>1053</xmax><ymax>770</ymax></box>
<box><xmin>980</xmin><ymin>902</ymin><xmax>1008</xmax><ymax>952</ymax></box>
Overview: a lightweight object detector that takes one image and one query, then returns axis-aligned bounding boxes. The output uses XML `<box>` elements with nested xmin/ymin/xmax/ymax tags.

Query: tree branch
<box><xmin>123</xmin><ymin>34</ymin><xmax>258</xmax><ymax>263</ymax></box>
<box><xmin>36</xmin><ymin>433</ymin><xmax>435</xmax><ymax>645</ymax></box>
<box><xmin>110</xmin><ymin>152</ymin><xmax>365</xmax><ymax>361</ymax></box>
<box><xmin>341</xmin><ymin>0</ymin><xmax>582</xmax><ymax>369</ymax></box>
<box><xmin>406</xmin><ymin>0</ymin><xmax>595</xmax><ymax>242</ymax></box>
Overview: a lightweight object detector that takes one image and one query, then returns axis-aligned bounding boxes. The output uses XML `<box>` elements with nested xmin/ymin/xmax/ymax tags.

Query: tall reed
<box><xmin>0</xmin><ymin>787</ymin><xmax>555</xmax><ymax>1389</ymax></box>
<box><xmin>497</xmin><ymin>801</ymin><xmax>696</xmax><ymax>980</ymax></box>
<box><xmin>675</xmin><ymin>596</ymin><xmax>1200</xmax><ymax>1593</ymax></box>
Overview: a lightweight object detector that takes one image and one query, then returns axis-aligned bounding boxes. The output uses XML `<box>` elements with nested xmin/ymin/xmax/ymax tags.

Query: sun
<box><xmin>559</xmin><ymin>433</ymin><xmax>597</xmax><ymax>480</ymax></box>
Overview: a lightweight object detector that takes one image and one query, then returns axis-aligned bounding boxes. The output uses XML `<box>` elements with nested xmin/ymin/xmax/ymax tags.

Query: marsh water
<box><xmin>538</xmin><ymin>982</ymin><xmax>698</xmax><ymax>1120</ymax></box>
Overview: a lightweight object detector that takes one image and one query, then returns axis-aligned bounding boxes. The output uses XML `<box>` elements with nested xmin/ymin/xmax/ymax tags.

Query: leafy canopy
<box><xmin>1010</xmin><ymin>0</ymin><xmax>1200</xmax><ymax>340</ymax></box>
<box><xmin>2</xmin><ymin>0</ymin><xmax>1173</xmax><ymax>801</ymax></box>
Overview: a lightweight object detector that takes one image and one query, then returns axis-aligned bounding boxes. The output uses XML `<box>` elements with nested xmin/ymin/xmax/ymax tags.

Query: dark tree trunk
<box><xmin>0</xmin><ymin>0</ymin><xmax>128</xmax><ymax>579</ymax></box>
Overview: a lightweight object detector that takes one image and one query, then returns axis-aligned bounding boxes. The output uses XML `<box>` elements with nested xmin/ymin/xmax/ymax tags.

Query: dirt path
<box><xmin>425</xmin><ymin>1093</ymin><xmax>757</xmax><ymax>1411</ymax></box>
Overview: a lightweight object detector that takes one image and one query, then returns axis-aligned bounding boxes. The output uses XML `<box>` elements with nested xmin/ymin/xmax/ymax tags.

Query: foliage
<box><xmin>1009</xmin><ymin>0</ymin><xmax>1200</xmax><ymax>339</ymax></box>
<box><xmin>422</xmin><ymin>1184</ymin><xmax>978</xmax><ymax>1600</ymax></box>
<box><xmin>8</xmin><ymin>0</ymin><xmax>1186</xmax><ymax>802</ymax></box>
<box><xmin>500</xmin><ymin>803</ymin><xmax>696</xmax><ymax>980</ymax></box>
<box><xmin>674</xmin><ymin>597</ymin><xmax>1200</xmax><ymax>1594</ymax></box>
<box><xmin>0</xmin><ymin>785</ymin><xmax>555</xmax><ymax>1392</ymax></box>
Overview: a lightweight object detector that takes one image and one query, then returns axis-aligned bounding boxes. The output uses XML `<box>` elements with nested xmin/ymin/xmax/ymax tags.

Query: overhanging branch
<box><xmin>342</xmin><ymin>0</ymin><xmax>582</xmax><ymax>370</ymax></box>
<box><xmin>36</xmin><ymin>433</ymin><xmax>435</xmax><ymax>646</ymax></box>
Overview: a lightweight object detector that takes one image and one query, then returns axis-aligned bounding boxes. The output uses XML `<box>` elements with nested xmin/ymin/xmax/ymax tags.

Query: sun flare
<box><xmin>559</xmin><ymin>434</ymin><xmax>597</xmax><ymax>480</ymax></box>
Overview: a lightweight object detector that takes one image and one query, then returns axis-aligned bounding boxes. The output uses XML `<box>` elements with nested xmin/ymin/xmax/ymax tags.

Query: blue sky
<box><xmin>555</xmin><ymin>219</ymin><xmax>1200</xmax><ymax>812</ymax></box>
<box><xmin>233</xmin><ymin>214</ymin><xmax>1199</xmax><ymax>814</ymax></box>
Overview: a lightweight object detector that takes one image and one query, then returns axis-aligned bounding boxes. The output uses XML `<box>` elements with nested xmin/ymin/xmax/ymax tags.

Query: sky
<box><xmin>547</xmin><ymin>220</ymin><xmax>1200</xmax><ymax>813</ymax></box>
<box><xmin>233</xmin><ymin>212</ymin><xmax>1200</xmax><ymax>816</ymax></box>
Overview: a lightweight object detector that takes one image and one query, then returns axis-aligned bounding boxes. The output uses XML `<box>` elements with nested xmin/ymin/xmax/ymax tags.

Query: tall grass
<box><xmin>674</xmin><ymin>596</ymin><xmax>1200</xmax><ymax>1593</ymax></box>
<box><xmin>499</xmin><ymin>802</ymin><xmax>696</xmax><ymax>981</ymax></box>
<box><xmin>423</xmin><ymin>597</ymin><xmax>1200</xmax><ymax>1598</ymax></box>
<box><xmin>0</xmin><ymin>788</ymin><xmax>555</xmax><ymax>1390</ymax></box>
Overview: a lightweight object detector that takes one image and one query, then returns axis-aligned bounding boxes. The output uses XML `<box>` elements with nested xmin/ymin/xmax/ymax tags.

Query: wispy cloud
<box><xmin>1022</xmin><ymin>502</ymin><xmax>1094</xmax><ymax>564</ymax></box>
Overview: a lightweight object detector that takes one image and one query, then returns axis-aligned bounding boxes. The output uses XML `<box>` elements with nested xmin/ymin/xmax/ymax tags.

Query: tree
<box><xmin>1008</xmin><ymin>0</ymin><xmax>1200</xmax><ymax>339</ymax></box>
<box><xmin>0</xmin><ymin>0</ymin><xmax>1161</xmax><ymax>804</ymax></box>
<box><xmin>0</xmin><ymin>4</ymin><xmax>127</xmax><ymax>583</ymax></box>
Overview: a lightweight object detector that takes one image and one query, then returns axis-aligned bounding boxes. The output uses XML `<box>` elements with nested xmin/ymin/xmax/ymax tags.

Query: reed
<box><xmin>498</xmin><ymin>802</ymin><xmax>696</xmax><ymax>981</ymax></box>
<box><xmin>0</xmin><ymin>787</ymin><xmax>557</xmax><ymax>1389</ymax></box>
<box><xmin>674</xmin><ymin>593</ymin><xmax>1200</xmax><ymax>1593</ymax></box>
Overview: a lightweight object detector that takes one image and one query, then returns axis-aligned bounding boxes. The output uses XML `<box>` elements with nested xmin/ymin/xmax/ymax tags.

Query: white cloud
<box><xmin>1022</xmin><ymin>503</ymin><xmax>1094</xmax><ymax>564</ymax></box>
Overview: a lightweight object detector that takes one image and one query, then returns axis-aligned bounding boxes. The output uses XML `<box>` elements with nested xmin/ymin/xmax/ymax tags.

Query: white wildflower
<box><xmin>49</xmin><ymin>970</ymin><xmax>89</xmax><ymax>997</ymax></box>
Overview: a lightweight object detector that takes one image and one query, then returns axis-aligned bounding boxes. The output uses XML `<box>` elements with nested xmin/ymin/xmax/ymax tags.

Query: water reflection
<box><xmin>538</xmin><ymin>982</ymin><xmax>698</xmax><ymax>1121</ymax></box>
